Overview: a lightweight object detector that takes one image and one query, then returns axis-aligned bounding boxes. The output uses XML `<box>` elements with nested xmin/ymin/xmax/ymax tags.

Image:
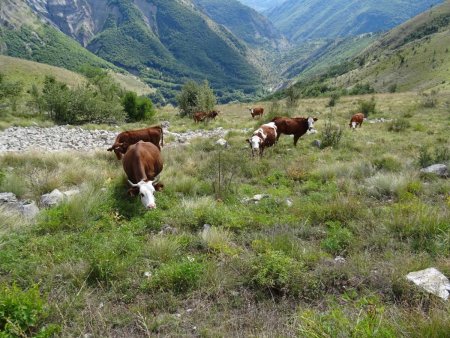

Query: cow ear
<box><xmin>127</xmin><ymin>187</ymin><xmax>139</xmax><ymax>197</ymax></box>
<box><xmin>154</xmin><ymin>183</ymin><xmax>164</xmax><ymax>192</ymax></box>
<box><xmin>313</xmin><ymin>118</ymin><xmax>318</xmax><ymax>122</ymax></box>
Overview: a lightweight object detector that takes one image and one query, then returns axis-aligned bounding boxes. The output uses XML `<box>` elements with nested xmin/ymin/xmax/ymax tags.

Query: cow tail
<box><xmin>159</xmin><ymin>125</ymin><xmax>164</xmax><ymax>148</ymax></box>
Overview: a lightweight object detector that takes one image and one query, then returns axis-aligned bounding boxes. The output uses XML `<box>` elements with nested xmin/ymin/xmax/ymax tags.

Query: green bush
<box><xmin>321</xmin><ymin>221</ymin><xmax>354</xmax><ymax>255</ymax></box>
<box><xmin>122</xmin><ymin>91</ymin><xmax>155</xmax><ymax>121</ymax></box>
<box><xmin>320</xmin><ymin>119</ymin><xmax>343</xmax><ymax>149</ymax></box>
<box><xmin>387</xmin><ymin>119</ymin><xmax>411</xmax><ymax>132</ymax></box>
<box><xmin>148</xmin><ymin>258</ymin><xmax>205</xmax><ymax>293</ymax></box>
<box><xmin>372</xmin><ymin>156</ymin><xmax>402</xmax><ymax>172</ymax></box>
<box><xmin>251</xmin><ymin>250</ymin><xmax>302</xmax><ymax>293</ymax></box>
<box><xmin>0</xmin><ymin>283</ymin><xmax>59</xmax><ymax>337</ymax></box>
<box><xmin>176</xmin><ymin>80</ymin><xmax>216</xmax><ymax>117</ymax></box>
<box><xmin>358</xmin><ymin>97</ymin><xmax>376</xmax><ymax>117</ymax></box>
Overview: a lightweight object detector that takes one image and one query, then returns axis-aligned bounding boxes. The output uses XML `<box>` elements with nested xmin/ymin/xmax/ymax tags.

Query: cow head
<box><xmin>307</xmin><ymin>117</ymin><xmax>318</xmax><ymax>133</ymax></box>
<box><xmin>128</xmin><ymin>180</ymin><xmax>157</xmax><ymax>209</ymax></box>
<box><xmin>247</xmin><ymin>135</ymin><xmax>262</xmax><ymax>157</ymax></box>
<box><xmin>350</xmin><ymin>121</ymin><xmax>357</xmax><ymax>129</ymax></box>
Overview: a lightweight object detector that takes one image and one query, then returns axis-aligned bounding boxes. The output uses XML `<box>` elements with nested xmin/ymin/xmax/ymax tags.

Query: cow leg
<box><xmin>293</xmin><ymin>135</ymin><xmax>300</xmax><ymax>146</ymax></box>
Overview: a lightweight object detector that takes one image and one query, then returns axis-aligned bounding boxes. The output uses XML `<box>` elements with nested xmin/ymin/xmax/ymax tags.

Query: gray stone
<box><xmin>41</xmin><ymin>189</ymin><xmax>65</xmax><ymax>207</ymax></box>
<box><xmin>0</xmin><ymin>192</ymin><xmax>18</xmax><ymax>204</ymax></box>
<box><xmin>420</xmin><ymin>164</ymin><xmax>448</xmax><ymax>177</ymax></box>
<box><xmin>63</xmin><ymin>189</ymin><xmax>81</xmax><ymax>199</ymax></box>
<box><xmin>311</xmin><ymin>139</ymin><xmax>321</xmax><ymax>148</ymax></box>
<box><xmin>285</xmin><ymin>198</ymin><xmax>293</xmax><ymax>207</ymax></box>
<box><xmin>406</xmin><ymin>268</ymin><xmax>450</xmax><ymax>300</ymax></box>
<box><xmin>161</xmin><ymin>121</ymin><xmax>170</xmax><ymax>129</ymax></box>
<box><xmin>18</xmin><ymin>201</ymin><xmax>39</xmax><ymax>219</ymax></box>
<box><xmin>216</xmin><ymin>138</ymin><xmax>229</xmax><ymax>148</ymax></box>
<box><xmin>334</xmin><ymin>256</ymin><xmax>346</xmax><ymax>264</ymax></box>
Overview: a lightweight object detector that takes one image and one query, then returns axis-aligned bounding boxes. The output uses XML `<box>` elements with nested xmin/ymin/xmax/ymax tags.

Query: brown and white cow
<box><xmin>122</xmin><ymin>141</ymin><xmax>164</xmax><ymax>210</ymax></box>
<box><xmin>107</xmin><ymin>126</ymin><xmax>163</xmax><ymax>160</ymax></box>
<box><xmin>349</xmin><ymin>113</ymin><xmax>364</xmax><ymax>130</ymax></box>
<box><xmin>248</xmin><ymin>107</ymin><xmax>264</xmax><ymax>119</ymax></box>
<box><xmin>271</xmin><ymin>116</ymin><xmax>318</xmax><ymax>146</ymax></box>
<box><xmin>247</xmin><ymin>122</ymin><xmax>277</xmax><ymax>157</ymax></box>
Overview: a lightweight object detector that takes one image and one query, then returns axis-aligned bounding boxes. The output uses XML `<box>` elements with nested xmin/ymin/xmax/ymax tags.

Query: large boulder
<box><xmin>0</xmin><ymin>192</ymin><xmax>39</xmax><ymax>219</ymax></box>
<box><xmin>40</xmin><ymin>189</ymin><xmax>65</xmax><ymax>207</ymax></box>
<box><xmin>406</xmin><ymin>267</ymin><xmax>450</xmax><ymax>300</ymax></box>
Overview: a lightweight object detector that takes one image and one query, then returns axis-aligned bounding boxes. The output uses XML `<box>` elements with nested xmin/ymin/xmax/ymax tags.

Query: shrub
<box><xmin>148</xmin><ymin>258</ymin><xmax>205</xmax><ymax>293</ymax></box>
<box><xmin>320</xmin><ymin>118</ymin><xmax>343</xmax><ymax>149</ymax></box>
<box><xmin>388</xmin><ymin>83</ymin><xmax>397</xmax><ymax>93</ymax></box>
<box><xmin>176</xmin><ymin>80</ymin><xmax>216</xmax><ymax>117</ymax></box>
<box><xmin>372</xmin><ymin>156</ymin><xmax>402</xmax><ymax>172</ymax></box>
<box><xmin>122</xmin><ymin>91</ymin><xmax>155</xmax><ymax>121</ymax></box>
<box><xmin>387</xmin><ymin>118</ymin><xmax>411</xmax><ymax>132</ymax></box>
<box><xmin>349</xmin><ymin>83</ymin><xmax>375</xmax><ymax>95</ymax></box>
<box><xmin>358</xmin><ymin>97</ymin><xmax>376</xmax><ymax>117</ymax></box>
<box><xmin>420</xmin><ymin>90</ymin><xmax>438</xmax><ymax>108</ymax></box>
<box><xmin>327</xmin><ymin>93</ymin><xmax>341</xmax><ymax>107</ymax></box>
<box><xmin>251</xmin><ymin>250</ymin><xmax>302</xmax><ymax>293</ymax></box>
<box><xmin>0</xmin><ymin>283</ymin><xmax>59</xmax><ymax>337</ymax></box>
<box><xmin>320</xmin><ymin>221</ymin><xmax>354</xmax><ymax>255</ymax></box>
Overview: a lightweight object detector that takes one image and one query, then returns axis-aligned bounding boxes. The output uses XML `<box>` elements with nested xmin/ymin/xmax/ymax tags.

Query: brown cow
<box><xmin>349</xmin><ymin>113</ymin><xmax>364</xmax><ymax>130</ymax></box>
<box><xmin>207</xmin><ymin>110</ymin><xmax>219</xmax><ymax>120</ymax></box>
<box><xmin>249</xmin><ymin>107</ymin><xmax>264</xmax><ymax>119</ymax></box>
<box><xmin>107</xmin><ymin>126</ymin><xmax>163</xmax><ymax>160</ymax></box>
<box><xmin>122</xmin><ymin>141</ymin><xmax>164</xmax><ymax>210</ymax></box>
<box><xmin>247</xmin><ymin>122</ymin><xmax>277</xmax><ymax>157</ymax></box>
<box><xmin>271</xmin><ymin>116</ymin><xmax>318</xmax><ymax>146</ymax></box>
<box><xmin>193</xmin><ymin>111</ymin><xmax>208</xmax><ymax>123</ymax></box>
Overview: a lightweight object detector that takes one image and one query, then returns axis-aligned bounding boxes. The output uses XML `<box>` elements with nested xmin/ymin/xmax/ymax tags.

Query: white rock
<box><xmin>334</xmin><ymin>256</ymin><xmax>346</xmax><ymax>264</ymax></box>
<box><xmin>216</xmin><ymin>138</ymin><xmax>229</xmax><ymax>148</ymax></box>
<box><xmin>420</xmin><ymin>164</ymin><xmax>448</xmax><ymax>177</ymax></box>
<box><xmin>40</xmin><ymin>189</ymin><xmax>65</xmax><ymax>207</ymax></box>
<box><xmin>0</xmin><ymin>192</ymin><xmax>18</xmax><ymax>204</ymax></box>
<box><xmin>63</xmin><ymin>189</ymin><xmax>81</xmax><ymax>199</ymax></box>
<box><xmin>406</xmin><ymin>268</ymin><xmax>450</xmax><ymax>300</ymax></box>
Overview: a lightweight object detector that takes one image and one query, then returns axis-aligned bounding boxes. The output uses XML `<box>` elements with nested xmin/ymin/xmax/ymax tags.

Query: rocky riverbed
<box><xmin>0</xmin><ymin>125</ymin><xmax>238</xmax><ymax>152</ymax></box>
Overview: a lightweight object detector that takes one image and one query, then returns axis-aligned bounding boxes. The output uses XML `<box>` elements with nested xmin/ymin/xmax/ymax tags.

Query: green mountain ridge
<box><xmin>268</xmin><ymin>0</ymin><xmax>444</xmax><ymax>42</ymax></box>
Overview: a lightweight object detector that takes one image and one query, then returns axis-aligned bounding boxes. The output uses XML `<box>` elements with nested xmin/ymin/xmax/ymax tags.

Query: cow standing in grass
<box><xmin>248</xmin><ymin>122</ymin><xmax>277</xmax><ymax>157</ymax></box>
<box><xmin>349</xmin><ymin>113</ymin><xmax>364</xmax><ymax>130</ymax></box>
<box><xmin>107</xmin><ymin>126</ymin><xmax>163</xmax><ymax>160</ymax></box>
<box><xmin>122</xmin><ymin>141</ymin><xmax>164</xmax><ymax>210</ymax></box>
<box><xmin>271</xmin><ymin>116</ymin><xmax>318</xmax><ymax>146</ymax></box>
<box><xmin>249</xmin><ymin>107</ymin><xmax>264</xmax><ymax>119</ymax></box>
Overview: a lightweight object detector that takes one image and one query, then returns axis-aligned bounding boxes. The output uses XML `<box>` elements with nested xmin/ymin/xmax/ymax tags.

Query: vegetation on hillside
<box><xmin>177</xmin><ymin>80</ymin><xmax>217</xmax><ymax>117</ymax></box>
<box><xmin>0</xmin><ymin>92</ymin><xmax>449</xmax><ymax>335</ymax></box>
<box><xmin>268</xmin><ymin>0</ymin><xmax>444</xmax><ymax>42</ymax></box>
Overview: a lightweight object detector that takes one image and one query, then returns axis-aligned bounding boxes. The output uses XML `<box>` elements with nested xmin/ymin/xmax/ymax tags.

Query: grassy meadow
<box><xmin>0</xmin><ymin>92</ymin><xmax>449</xmax><ymax>336</ymax></box>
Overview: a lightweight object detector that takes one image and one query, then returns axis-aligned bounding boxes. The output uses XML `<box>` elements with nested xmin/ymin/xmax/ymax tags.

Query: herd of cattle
<box><xmin>107</xmin><ymin>107</ymin><xmax>364</xmax><ymax>209</ymax></box>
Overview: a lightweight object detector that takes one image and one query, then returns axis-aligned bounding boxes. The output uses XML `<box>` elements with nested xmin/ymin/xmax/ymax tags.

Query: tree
<box><xmin>0</xmin><ymin>74</ymin><xmax>23</xmax><ymax>112</ymax></box>
<box><xmin>122</xmin><ymin>92</ymin><xmax>155</xmax><ymax>121</ymax></box>
<box><xmin>176</xmin><ymin>80</ymin><xmax>216</xmax><ymax>117</ymax></box>
<box><xmin>285</xmin><ymin>86</ymin><xmax>301</xmax><ymax>108</ymax></box>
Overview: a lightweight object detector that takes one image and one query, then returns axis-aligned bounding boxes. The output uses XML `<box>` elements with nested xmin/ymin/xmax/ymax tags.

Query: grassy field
<box><xmin>0</xmin><ymin>92</ymin><xmax>449</xmax><ymax>336</ymax></box>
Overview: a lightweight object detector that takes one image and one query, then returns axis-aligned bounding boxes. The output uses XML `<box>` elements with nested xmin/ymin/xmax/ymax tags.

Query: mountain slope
<box><xmin>193</xmin><ymin>0</ymin><xmax>287</xmax><ymax>48</ymax></box>
<box><xmin>21</xmin><ymin>0</ymin><xmax>262</xmax><ymax>100</ymax></box>
<box><xmin>238</xmin><ymin>0</ymin><xmax>286</xmax><ymax>12</ymax></box>
<box><xmin>333</xmin><ymin>1</ymin><xmax>450</xmax><ymax>92</ymax></box>
<box><xmin>268</xmin><ymin>0</ymin><xmax>444</xmax><ymax>42</ymax></box>
<box><xmin>0</xmin><ymin>0</ymin><xmax>116</xmax><ymax>72</ymax></box>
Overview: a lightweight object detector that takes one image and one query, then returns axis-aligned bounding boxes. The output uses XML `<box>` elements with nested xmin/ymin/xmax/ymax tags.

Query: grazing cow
<box><xmin>248</xmin><ymin>107</ymin><xmax>264</xmax><ymax>119</ymax></box>
<box><xmin>193</xmin><ymin>111</ymin><xmax>208</xmax><ymax>123</ymax></box>
<box><xmin>271</xmin><ymin>116</ymin><xmax>318</xmax><ymax>146</ymax></box>
<box><xmin>247</xmin><ymin>122</ymin><xmax>277</xmax><ymax>157</ymax></box>
<box><xmin>122</xmin><ymin>141</ymin><xmax>164</xmax><ymax>210</ymax></box>
<box><xmin>207</xmin><ymin>110</ymin><xmax>219</xmax><ymax>120</ymax></box>
<box><xmin>107</xmin><ymin>126</ymin><xmax>164</xmax><ymax>160</ymax></box>
<box><xmin>349</xmin><ymin>113</ymin><xmax>364</xmax><ymax>130</ymax></box>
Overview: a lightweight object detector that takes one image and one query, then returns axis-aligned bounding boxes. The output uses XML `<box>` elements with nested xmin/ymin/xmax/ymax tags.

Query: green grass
<box><xmin>0</xmin><ymin>92</ymin><xmax>449</xmax><ymax>336</ymax></box>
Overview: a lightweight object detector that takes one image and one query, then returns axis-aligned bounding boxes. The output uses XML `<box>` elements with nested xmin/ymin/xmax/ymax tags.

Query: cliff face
<box><xmin>26</xmin><ymin>0</ymin><xmax>111</xmax><ymax>46</ymax></box>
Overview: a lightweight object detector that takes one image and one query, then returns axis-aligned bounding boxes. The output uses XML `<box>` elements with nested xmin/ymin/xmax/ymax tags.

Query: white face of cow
<box><xmin>351</xmin><ymin>121</ymin><xmax>357</xmax><ymax>129</ymax></box>
<box><xmin>129</xmin><ymin>180</ymin><xmax>156</xmax><ymax>209</ymax></box>
<box><xmin>250</xmin><ymin>135</ymin><xmax>261</xmax><ymax>150</ymax></box>
<box><xmin>307</xmin><ymin>117</ymin><xmax>316</xmax><ymax>131</ymax></box>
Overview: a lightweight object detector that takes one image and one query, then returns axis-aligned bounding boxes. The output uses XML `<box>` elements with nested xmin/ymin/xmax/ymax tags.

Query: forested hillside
<box><xmin>193</xmin><ymin>0</ymin><xmax>287</xmax><ymax>48</ymax></box>
<box><xmin>13</xmin><ymin>0</ymin><xmax>266</xmax><ymax>103</ymax></box>
<box><xmin>268</xmin><ymin>0</ymin><xmax>444</xmax><ymax>42</ymax></box>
